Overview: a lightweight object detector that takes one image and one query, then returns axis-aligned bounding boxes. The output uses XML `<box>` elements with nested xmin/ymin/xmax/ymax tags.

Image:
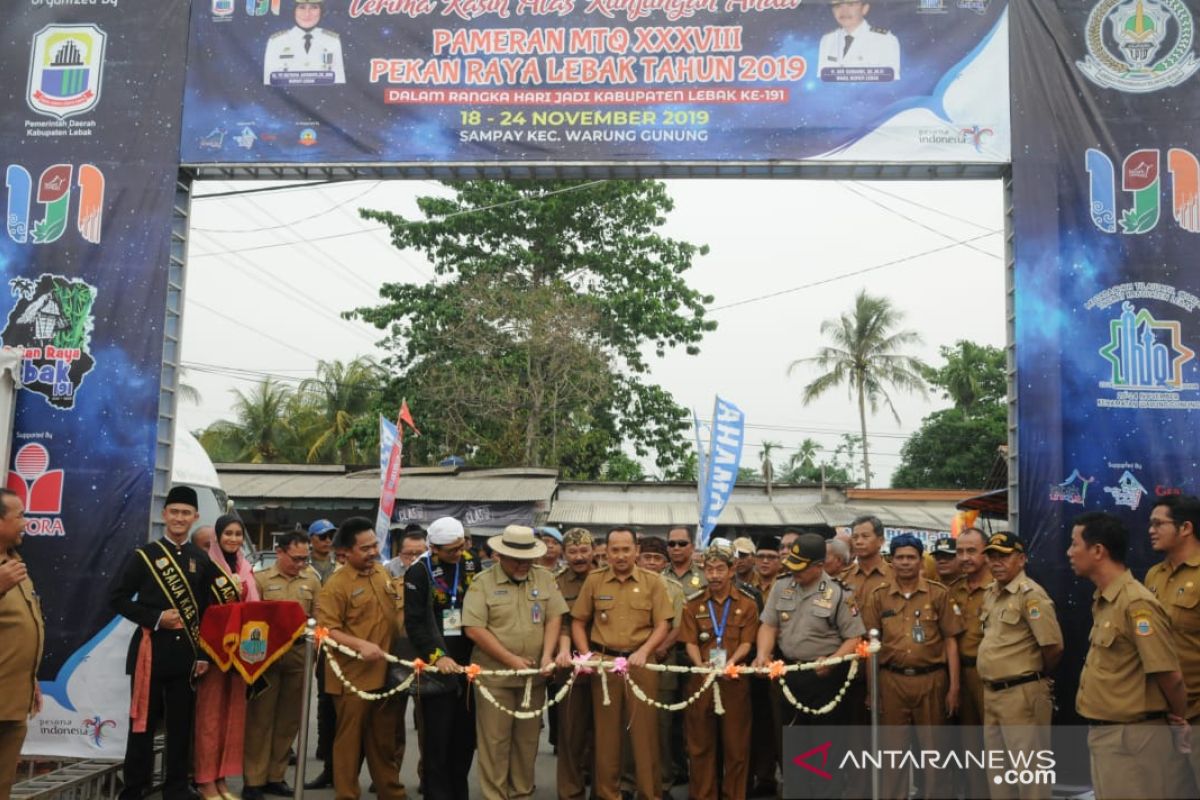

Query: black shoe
<box><xmin>242</xmin><ymin>787</ymin><xmax>264</xmax><ymax>800</ymax></box>
<box><xmin>263</xmin><ymin>783</ymin><xmax>293</xmax><ymax>797</ymax></box>
<box><xmin>303</xmin><ymin>771</ymin><xmax>333</xmax><ymax>791</ymax></box>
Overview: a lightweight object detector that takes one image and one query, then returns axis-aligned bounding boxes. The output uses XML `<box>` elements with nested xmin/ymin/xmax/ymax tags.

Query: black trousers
<box><xmin>315</xmin><ymin>652</ymin><xmax>336</xmax><ymax>766</ymax></box>
<box><xmin>416</xmin><ymin>679</ymin><xmax>475</xmax><ymax>800</ymax></box>
<box><xmin>120</xmin><ymin>671</ymin><xmax>195</xmax><ymax>800</ymax></box>
<box><xmin>780</xmin><ymin>664</ymin><xmax>852</xmax><ymax>800</ymax></box>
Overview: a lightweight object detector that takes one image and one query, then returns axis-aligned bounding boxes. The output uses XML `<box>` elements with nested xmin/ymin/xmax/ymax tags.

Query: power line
<box><xmin>188</xmin><ymin>180</ymin><xmax>609</xmax><ymax>261</ymax></box>
<box><xmin>849</xmin><ymin>182</ymin><xmax>996</xmax><ymax>232</ymax></box>
<box><xmin>839</xmin><ymin>182</ymin><xmax>1000</xmax><ymax>260</ymax></box>
<box><xmin>187</xmin><ymin>300</ymin><xmax>327</xmax><ymax>362</ymax></box>
<box><xmin>193</xmin><ymin>180</ymin><xmax>340</xmax><ymax>200</ymax></box>
<box><xmin>192</xmin><ymin>182</ymin><xmax>381</xmax><ymax>234</ymax></box>
<box><xmin>709</xmin><ymin>229</ymin><xmax>1002</xmax><ymax>314</ymax></box>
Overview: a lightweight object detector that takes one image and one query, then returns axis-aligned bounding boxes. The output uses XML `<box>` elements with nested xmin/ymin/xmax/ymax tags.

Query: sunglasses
<box><xmin>666</xmin><ymin>541</ymin><xmax>691</xmax><ymax>548</ymax></box>
<box><xmin>311</xmin><ymin>532</ymin><xmax>333</xmax><ymax>540</ymax></box>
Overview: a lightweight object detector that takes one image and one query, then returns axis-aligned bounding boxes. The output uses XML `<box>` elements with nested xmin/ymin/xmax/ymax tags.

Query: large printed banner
<box><xmin>180</xmin><ymin>0</ymin><xmax>1011</xmax><ymax>164</ymax></box>
<box><xmin>1011</xmin><ymin>0</ymin><xmax>1200</xmax><ymax>727</ymax></box>
<box><xmin>1</xmin><ymin>0</ymin><xmax>191</xmax><ymax>758</ymax></box>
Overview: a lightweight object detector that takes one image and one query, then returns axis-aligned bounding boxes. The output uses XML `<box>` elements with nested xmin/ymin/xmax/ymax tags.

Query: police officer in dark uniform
<box><xmin>755</xmin><ymin>534</ymin><xmax>864</xmax><ymax>799</ymax></box>
<box><xmin>109</xmin><ymin>486</ymin><xmax>220</xmax><ymax>800</ymax></box>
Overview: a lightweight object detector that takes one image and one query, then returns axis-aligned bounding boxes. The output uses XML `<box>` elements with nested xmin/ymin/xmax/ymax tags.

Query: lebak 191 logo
<box><xmin>7</xmin><ymin>442</ymin><xmax>65</xmax><ymax>537</ymax></box>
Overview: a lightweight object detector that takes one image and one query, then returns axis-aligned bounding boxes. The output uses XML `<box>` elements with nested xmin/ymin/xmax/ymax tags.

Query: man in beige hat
<box><xmin>463</xmin><ymin>526</ymin><xmax>567</xmax><ymax>800</ymax></box>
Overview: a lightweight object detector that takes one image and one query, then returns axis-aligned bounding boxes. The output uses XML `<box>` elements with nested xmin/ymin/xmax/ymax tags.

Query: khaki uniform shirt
<box><xmin>1145</xmin><ymin>552</ymin><xmax>1200</xmax><ymax>718</ymax></box>
<box><xmin>664</xmin><ymin>563</ymin><xmax>708</xmax><ymax>595</ymax></box>
<box><xmin>255</xmin><ymin>564</ymin><xmax>322</xmax><ymax>670</ymax></box>
<box><xmin>317</xmin><ymin>564</ymin><xmax>403</xmax><ymax>694</ymax></box>
<box><xmin>572</xmin><ymin>566</ymin><xmax>674</xmax><ymax>653</ymax></box>
<box><xmin>679</xmin><ymin>587</ymin><xmax>759</xmax><ymax>664</ymax></box>
<box><xmin>463</xmin><ymin>564</ymin><xmax>568</xmax><ymax>687</ymax></box>
<box><xmin>949</xmin><ymin>575</ymin><xmax>990</xmax><ymax>660</ymax></box>
<box><xmin>762</xmin><ymin>574</ymin><xmax>865</xmax><ymax>662</ymax></box>
<box><xmin>556</xmin><ymin>568</ymin><xmax>591</xmax><ymax>616</ymax></box>
<box><xmin>751</xmin><ymin>569</ymin><xmax>780</xmax><ymax>596</ymax></box>
<box><xmin>863</xmin><ymin>577</ymin><xmax>963</xmax><ymax>669</ymax></box>
<box><xmin>1077</xmin><ymin>569</ymin><xmax>1180</xmax><ymax>723</ymax></box>
<box><xmin>661</xmin><ymin>574</ymin><xmax>687</xmax><ymax>631</ymax></box>
<box><xmin>841</xmin><ymin>558</ymin><xmax>893</xmax><ymax>609</ymax></box>
<box><xmin>976</xmin><ymin>570</ymin><xmax>1062</xmax><ymax>683</ymax></box>
<box><xmin>0</xmin><ymin>552</ymin><xmax>44</xmax><ymax>720</ymax></box>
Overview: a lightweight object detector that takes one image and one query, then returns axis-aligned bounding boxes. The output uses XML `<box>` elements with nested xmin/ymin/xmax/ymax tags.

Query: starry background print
<box><xmin>1011</xmin><ymin>0</ymin><xmax>1200</xmax><ymax>732</ymax></box>
<box><xmin>179</xmin><ymin>0</ymin><xmax>1007</xmax><ymax>164</ymax></box>
<box><xmin>0</xmin><ymin>0</ymin><xmax>192</xmax><ymax>677</ymax></box>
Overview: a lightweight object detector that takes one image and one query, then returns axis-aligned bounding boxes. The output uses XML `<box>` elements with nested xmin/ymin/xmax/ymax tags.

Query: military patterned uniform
<box><xmin>555</xmin><ymin>567</ymin><xmax>594</xmax><ymax>800</ymax></box>
<box><xmin>463</xmin><ymin>564</ymin><xmax>567</xmax><ymax>800</ymax></box>
<box><xmin>571</xmin><ymin>566</ymin><xmax>674</xmax><ymax>800</ymax></box>
<box><xmin>0</xmin><ymin>553</ymin><xmax>43</xmax><ymax>800</ymax></box>
<box><xmin>1078</xmin><ymin>569</ymin><xmax>1185</xmax><ymax>799</ymax></box>
<box><xmin>317</xmin><ymin>564</ymin><xmax>405</xmax><ymax>800</ymax></box>
<box><xmin>1145</xmin><ymin>551</ymin><xmax>1200</xmax><ymax>789</ymax></box>
<box><xmin>679</xmin><ymin>586</ymin><xmax>759</xmax><ymax>800</ymax></box>
<box><xmin>863</xmin><ymin>578</ymin><xmax>963</xmax><ymax>800</ymax></box>
<box><xmin>243</xmin><ymin>565</ymin><xmax>322</xmax><ymax>788</ymax></box>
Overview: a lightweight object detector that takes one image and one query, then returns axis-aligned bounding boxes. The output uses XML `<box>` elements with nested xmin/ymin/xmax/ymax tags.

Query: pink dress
<box><xmin>194</xmin><ymin>548</ymin><xmax>260</xmax><ymax>785</ymax></box>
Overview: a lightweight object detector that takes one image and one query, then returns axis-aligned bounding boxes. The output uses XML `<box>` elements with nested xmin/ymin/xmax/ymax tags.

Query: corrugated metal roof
<box><xmin>817</xmin><ymin>504</ymin><xmax>954</xmax><ymax>532</ymax></box>
<box><xmin>546</xmin><ymin>501</ymin><xmax>828</xmax><ymax>527</ymax></box>
<box><xmin>219</xmin><ymin>467</ymin><xmax>558</xmax><ymax>504</ymax></box>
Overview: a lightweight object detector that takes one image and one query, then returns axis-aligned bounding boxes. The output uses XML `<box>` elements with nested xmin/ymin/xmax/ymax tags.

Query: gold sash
<box><xmin>135</xmin><ymin>540</ymin><xmax>203</xmax><ymax>656</ymax></box>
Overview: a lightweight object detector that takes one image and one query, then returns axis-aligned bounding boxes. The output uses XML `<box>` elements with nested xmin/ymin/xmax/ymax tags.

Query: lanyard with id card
<box><xmin>426</xmin><ymin>557</ymin><xmax>464</xmax><ymax>636</ymax></box>
<box><xmin>707</xmin><ymin>597</ymin><xmax>732</xmax><ymax>670</ymax></box>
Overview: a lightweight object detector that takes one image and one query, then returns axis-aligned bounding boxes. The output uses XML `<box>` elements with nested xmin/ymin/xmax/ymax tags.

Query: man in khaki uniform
<box><xmin>243</xmin><ymin>532</ymin><xmax>322</xmax><ymax>800</ymax></box>
<box><xmin>976</xmin><ymin>532</ymin><xmax>1062</xmax><ymax>800</ymax></box>
<box><xmin>1145</xmin><ymin>494</ymin><xmax>1200</xmax><ymax>793</ymax></box>
<box><xmin>945</xmin><ymin>528</ymin><xmax>990</xmax><ymax>798</ymax></box>
<box><xmin>862</xmin><ymin>533</ymin><xmax>963</xmax><ymax>800</ymax></box>
<box><xmin>681</xmin><ymin>543</ymin><xmax>759</xmax><ymax>800</ymax></box>
<box><xmin>554</xmin><ymin>528</ymin><xmax>597</xmax><ymax>800</ymax></box>
<box><xmin>1068</xmin><ymin>511</ymin><xmax>1191</xmax><ymax>799</ymax></box>
<box><xmin>317</xmin><ymin>518</ymin><xmax>405</xmax><ymax>800</ymax></box>
<box><xmin>571</xmin><ymin>527</ymin><xmax>673</xmax><ymax>800</ymax></box>
<box><xmin>463</xmin><ymin>526</ymin><xmax>567</xmax><ymax>800</ymax></box>
<box><xmin>755</xmin><ymin>535</ymin><xmax>864</xmax><ymax>800</ymax></box>
<box><xmin>0</xmin><ymin>490</ymin><xmax>40</xmax><ymax>800</ymax></box>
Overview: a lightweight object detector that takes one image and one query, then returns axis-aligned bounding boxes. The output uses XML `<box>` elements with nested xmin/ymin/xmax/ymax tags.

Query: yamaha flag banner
<box><xmin>1</xmin><ymin>0</ymin><xmax>191</xmax><ymax>758</ymax></box>
<box><xmin>1010</xmin><ymin>0</ymin><xmax>1200</xmax><ymax>735</ymax></box>
<box><xmin>180</xmin><ymin>0</ymin><xmax>1011</xmax><ymax>165</ymax></box>
<box><xmin>699</xmin><ymin>395</ymin><xmax>745</xmax><ymax>547</ymax></box>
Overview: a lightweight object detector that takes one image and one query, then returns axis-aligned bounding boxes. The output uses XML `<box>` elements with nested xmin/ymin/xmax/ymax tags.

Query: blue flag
<box><xmin>699</xmin><ymin>396</ymin><xmax>745</xmax><ymax>547</ymax></box>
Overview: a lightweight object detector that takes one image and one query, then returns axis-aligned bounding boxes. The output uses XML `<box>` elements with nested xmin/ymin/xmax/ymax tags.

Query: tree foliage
<box><xmin>892</xmin><ymin>341</ymin><xmax>1007</xmax><ymax>489</ymax></box>
<box><xmin>347</xmin><ymin>180</ymin><xmax>715</xmax><ymax>478</ymax></box>
<box><xmin>197</xmin><ymin>357</ymin><xmax>382</xmax><ymax>464</ymax></box>
<box><xmin>789</xmin><ymin>290</ymin><xmax>928</xmax><ymax>487</ymax></box>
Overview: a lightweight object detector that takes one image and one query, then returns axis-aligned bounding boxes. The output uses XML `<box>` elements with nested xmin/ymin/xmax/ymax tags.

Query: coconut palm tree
<box><xmin>782</xmin><ymin>438</ymin><xmax>823</xmax><ymax>483</ymax></box>
<box><xmin>788</xmin><ymin>290</ymin><xmax>929</xmax><ymax>488</ymax></box>
<box><xmin>298</xmin><ymin>357</ymin><xmax>383</xmax><ymax>463</ymax></box>
<box><xmin>197</xmin><ymin>378</ymin><xmax>295</xmax><ymax>463</ymax></box>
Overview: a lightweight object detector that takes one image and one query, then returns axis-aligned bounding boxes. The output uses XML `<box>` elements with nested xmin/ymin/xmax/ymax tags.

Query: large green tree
<box><xmin>197</xmin><ymin>378</ymin><xmax>297</xmax><ymax>463</ymax></box>
<box><xmin>348</xmin><ymin>180</ymin><xmax>715</xmax><ymax>478</ymax></box>
<box><xmin>789</xmin><ymin>290</ymin><xmax>928</xmax><ymax>488</ymax></box>
<box><xmin>892</xmin><ymin>341</ymin><xmax>1007</xmax><ymax>489</ymax></box>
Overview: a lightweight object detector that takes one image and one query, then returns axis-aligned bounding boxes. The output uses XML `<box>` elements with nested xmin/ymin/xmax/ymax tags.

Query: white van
<box><xmin>172</xmin><ymin>427</ymin><xmax>231</xmax><ymax>529</ymax></box>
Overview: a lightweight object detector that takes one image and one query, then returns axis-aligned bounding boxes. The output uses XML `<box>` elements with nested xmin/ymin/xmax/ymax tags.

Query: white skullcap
<box><xmin>427</xmin><ymin>516</ymin><xmax>465</xmax><ymax>545</ymax></box>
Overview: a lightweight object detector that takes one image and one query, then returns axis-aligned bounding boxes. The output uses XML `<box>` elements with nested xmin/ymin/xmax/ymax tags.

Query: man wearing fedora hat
<box><xmin>463</xmin><ymin>526</ymin><xmax>567</xmax><ymax>800</ymax></box>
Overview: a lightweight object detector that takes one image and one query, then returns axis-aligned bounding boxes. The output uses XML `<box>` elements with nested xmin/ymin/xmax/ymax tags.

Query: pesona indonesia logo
<box><xmin>1086</xmin><ymin>283</ymin><xmax>1200</xmax><ymax>411</ymax></box>
<box><xmin>37</xmin><ymin>716</ymin><xmax>117</xmax><ymax>749</ymax></box>
<box><xmin>1078</xmin><ymin>0</ymin><xmax>1200</xmax><ymax>93</ymax></box>
<box><xmin>1049</xmin><ymin>469</ymin><xmax>1095</xmax><ymax>505</ymax></box>
<box><xmin>27</xmin><ymin>24</ymin><xmax>107</xmax><ymax>120</ymax></box>
<box><xmin>7</xmin><ymin>440</ymin><xmax>65</xmax><ymax>537</ymax></box>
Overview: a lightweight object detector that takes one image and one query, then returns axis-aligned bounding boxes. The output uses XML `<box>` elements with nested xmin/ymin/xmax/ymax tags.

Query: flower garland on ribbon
<box><xmin>317</xmin><ymin>634</ymin><xmax>881</xmax><ymax>717</ymax></box>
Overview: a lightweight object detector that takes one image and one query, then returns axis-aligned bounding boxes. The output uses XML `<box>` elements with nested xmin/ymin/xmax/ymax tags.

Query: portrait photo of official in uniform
<box><xmin>818</xmin><ymin>0</ymin><xmax>902</xmax><ymax>82</ymax></box>
<box><xmin>263</xmin><ymin>0</ymin><xmax>345</xmax><ymax>87</ymax></box>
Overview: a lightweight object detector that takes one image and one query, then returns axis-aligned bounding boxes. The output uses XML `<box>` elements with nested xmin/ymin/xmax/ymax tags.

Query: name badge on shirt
<box><xmin>443</xmin><ymin>608</ymin><xmax>463</xmax><ymax>636</ymax></box>
<box><xmin>709</xmin><ymin>647</ymin><xmax>727</xmax><ymax>670</ymax></box>
<box><xmin>912</xmin><ymin>610</ymin><xmax>925</xmax><ymax>644</ymax></box>
<box><xmin>532</xmin><ymin>601</ymin><xmax>543</xmax><ymax>624</ymax></box>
